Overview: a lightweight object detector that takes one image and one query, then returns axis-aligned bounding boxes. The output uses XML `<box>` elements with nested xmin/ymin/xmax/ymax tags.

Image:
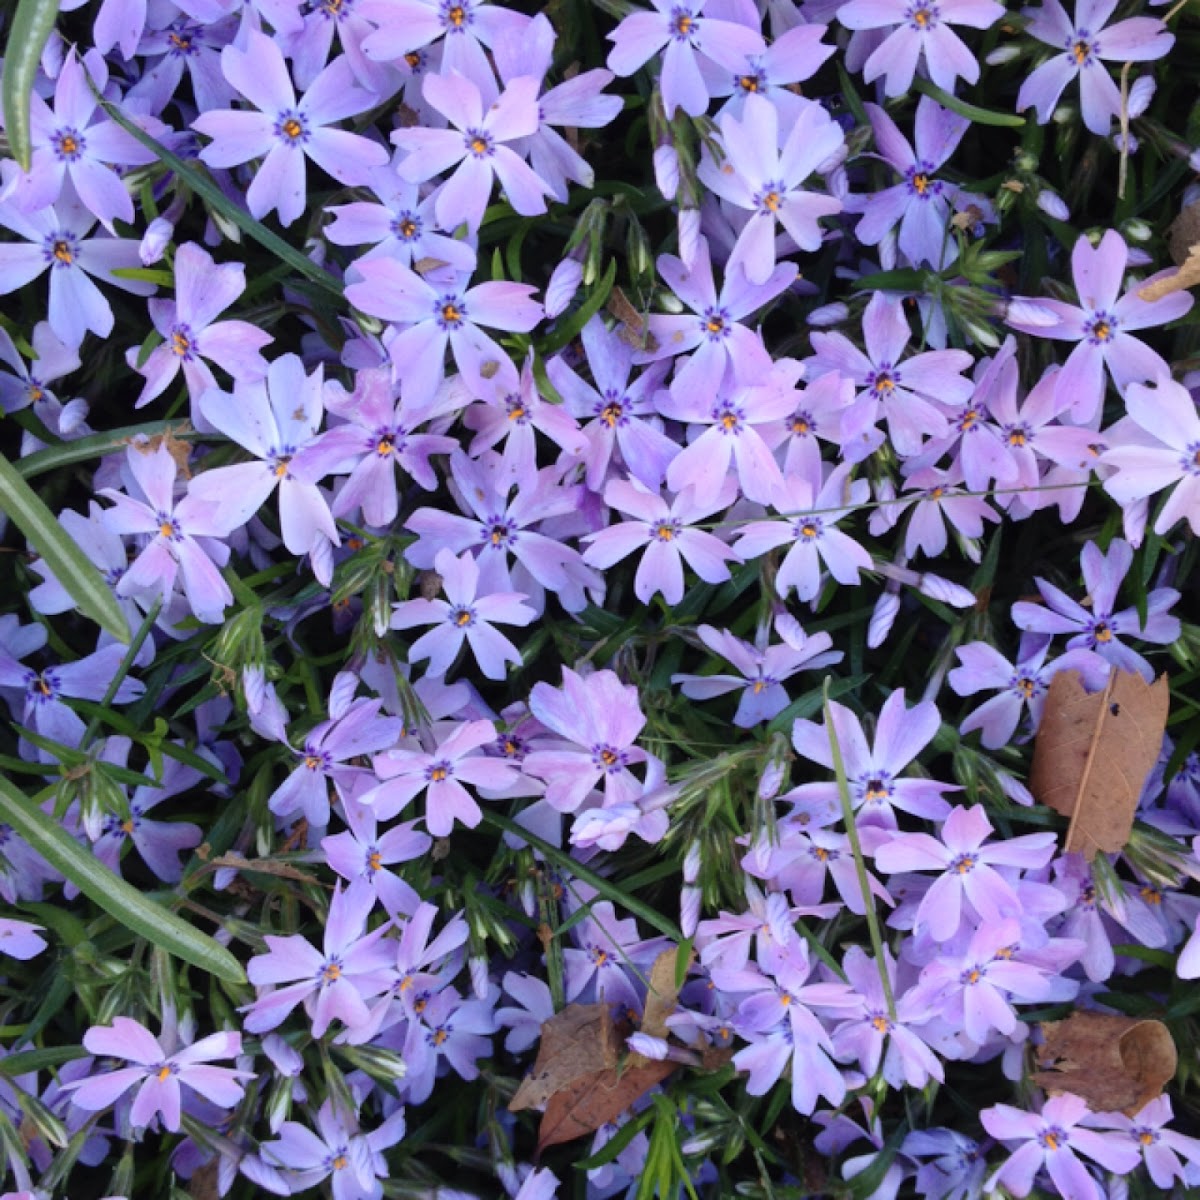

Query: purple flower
<box><xmin>367</xmin><ymin>719</ymin><xmax>518</xmax><ymax>831</ymax></box>
<box><xmin>392</xmin><ymin>72</ymin><xmax>550</xmax><ymax>232</ymax></box>
<box><xmin>671</xmin><ymin>620</ymin><xmax>841</xmax><ymax>727</ymax></box>
<box><xmin>322</xmin><ymin>798</ymin><xmax>429</xmax><ymax>919</ymax></box>
<box><xmin>345</xmin><ymin>260</ymin><xmax>542</xmax><ymax>406</ymax></box>
<box><xmin>562</xmin><ymin>895</ymin><xmax>666</xmax><ymax>1007</ymax></box>
<box><xmin>807</xmin><ymin>292</ymin><xmax>974</xmax><ymax>458</ymax></box>
<box><xmin>606</xmin><ymin>0</ymin><xmax>766</xmax><ymax>118</ymax></box>
<box><xmin>268</xmin><ymin>697</ymin><xmax>404</xmax><ymax>827</ymax></box>
<box><xmin>710</xmin><ymin>24</ymin><xmax>837</xmax><ymax>118</ymax></box>
<box><xmin>731</xmin><ymin>461</ymin><xmax>873</xmax><ymax>602</ymax></box>
<box><xmin>852</xmin><ymin>98</ymin><xmax>972</xmax><ymax>269</ymax></box>
<box><xmin>191</xmin><ymin>354</ymin><xmax>346</xmax><ymax>565</ymax></box>
<box><xmin>787</xmin><ymin>689</ymin><xmax>956</xmax><ymax>829</ymax></box>
<box><xmin>582</xmin><ymin>477</ymin><xmax>741</xmax><ymax>605</ymax></box>
<box><xmin>0</xmin><ymin>185</ymin><xmax>155</xmax><ymax>349</ymax></box>
<box><xmin>635</xmin><ymin>236</ymin><xmax>795</xmax><ymax>408</ymax></box>
<box><xmin>1106</xmin><ymin>1097</ymin><xmax>1200</xmax><ymax>1187</ymax></box>
<box><xmin>1017</xmin><ymin>0</ymin><xmax>1173</xmax><ymax>134</ymax></box>
<box><xmin>391</xmin><ymin>548</ymin><xmax>535</xmax><ymax>679</ymax></box>
<box><xmin>546</xmin><ymin>316</ymin><xmax>677</xmax><ymax>491</ymax></box>
<box><xmin>981</xmin><ymin>1094</ymin><xmax>1141</xmax><ymax>1200</ymax></box>
<box><xmin>948</xmin><ymin>633</ymin><xmax>1109</xmax><ymax>747</ymax></box>
<box><xmin>131</xmin><ymin>242</ymin><xmax>271</xmax><ymax>412</ymax></box>
<box><xmin>0</xmin><ymin>321</ymin><xmax>78</xmax><ymax>417</ymax></box>
<box><xmin>873</xmin><ymin>804</ymin><xmax>1057</xmax><ymax>939</ymax></box>
<box><xmin>1011</xmin><ymin>537</ymin><xmax>1180</xmax><ymax>680</ymax></box>
<box><xmin>193</xmin><ymin>32</ymin><xmax>389</xmax><ymax>226</ymax></box>
<box><xmin>1</xmin><ymin>50</ymin><xmax>157</xmax><ymax>229</ymax></box>
<box><xmin>519</xmin><ymin>668</ymin><xmax>652</xmax><ymax>818</ymax></box>
<box><xmin>99</xmin><ymin>442</ymin><xmax>236</xmax><ymax>625</ymax></box>
<box><xmin>1102</xmin><ymin>377</ymin><xmax>1200</xmax><ymax>537</ymax></box>
<box><xmin>0</xmin><ymin>919</ymin><xmax>47</xmax><ymax>960</ymax></box>
<box><xmin>134</xmin><ymin>15</ymin><xmax>238</xmax><ymax>114</ymax></box>
<box><xmin>1005</xmin><ymin>230</ymin><xmax>1193</xmax><ymax>421</ymax></box>
<box><xmin>837</xmin><ymin>0</ymin><xmax>1004</xmax><ymax>96</ymax></box>
<box><xmin>697</xmin><ymin>93</ymin><xmax>843</xmax><ymax>284</ymax></box>
<box><xmin>244</xmin><ymin>880</ymin><xmax>395</xmax><ymax>1036</ymax></box>
<box><xmin>64</xmin><ymin>1018</ymin><xmax>250</xmax><ymax>1132</ymax></box>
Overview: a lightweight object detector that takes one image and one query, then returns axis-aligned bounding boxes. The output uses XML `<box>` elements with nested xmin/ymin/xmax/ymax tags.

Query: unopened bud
<box><xmin>1121</xmin><ymin>218</ymin><xmax>1152</xmax><ymax>243</ymax></box>
<box><xmin>868</xmin><ymin>592</ymin><xmax>901</xmax><ymax>649</ymax></box>
<box><xmin>808</xmin><ymin>302</ymin><xmax>849</xmax><ymax>327</ymax></box>
<box><xmin>469</xmin><ymin>955</ymin><xmax>489</xmax><ymax>1000</ymax></box>
<box><xmin>680</xmin><ymin>884</ymin><xmax>702</xmax><ymax>937</ymax></box>
<box><xmin>682</xmin><ymin>839</ymin><xmax>702</xmax><ymax>884</ymax></box>
<box><xmin>139</xmin><ymin>217</ymin><xmax>175</xmax><ymax>265</ymax></box>
<box><xmin>335</xmin><ymin>1042</ymin><xmax>408</xmax><ymax>1084</ymax></box>
<box><xmin>544</xmin><ymin>257</ymin><xmax>583</xmax><ymax>318</ymax></box>
<box><xmin>1127</xmin><ymin>75</ymin><xmax>1155</xmax><ymax>119</ymax></box>
<box><xmin>918</xmin><ymin>573</ymin><xmax>976</xmax><ymax>608</ymax></box>
<box><xmin>1036</xmin><ymin>190</ymin><xmax>1069</xmax><ymax>221</ymax></box>
<box><xmin>984</xmin><ymin>44</ymin><xmax>1021</xmax><ymax>64</ymax></box>
<box><xmin>678</xmin><ymin>208</ymin><xmax>702</xmax><ymax>269</ymax></box>
<box><xmin>653</xmin><ymin>144</ymin><xmax>680</xmax><ymax>200</ymax></box>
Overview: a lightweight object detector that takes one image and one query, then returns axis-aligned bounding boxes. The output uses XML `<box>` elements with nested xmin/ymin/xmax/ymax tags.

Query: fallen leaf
<box><xmin>1032</xmin><ymin>1010</ymin><xmax>1177</xmax><ymax>1115</ymax></box>
<box><xmin>187</xmin><ymin>1159</ymin><xmax>221</xmax><ymax>1200</ymax></box>
<box><xmin>1136</xmin><ymin>245</ymin><xmax>1200</xmax><ymax>302</ymax></box>
<box><xmin>537</xmin><ymin>1056</ymin><xmax>675</xmax><ymax>1152</ymax></box>
<box><xmin>1028</xmin><ymin>669</ymin><xmax>1169</xmax><ymax>860</ymax></box>
<box><xmin>1168</xmin><ymin>202</ymin><xmax>1200</xmax><ymax>267</ymax></box>
<box><xmin>509</xmin><ymin>1003</ymin><xmax>623</xmax><ymax>1112</ymax></box>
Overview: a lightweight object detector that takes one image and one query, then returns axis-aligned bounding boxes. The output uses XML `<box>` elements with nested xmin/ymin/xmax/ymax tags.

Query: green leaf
<box><xmin>538</xmin><ymin>257</ymin><xmax>618</xmax><ymax>355</ymax></box>
<box><xmin>14</xmin><ymin>421</ymin><xmax>207</xmax><ymax>480</ymax></box>
<box><xmin>0</xmin><ymin>1046</ymin><xmax>87</xmax><ymax>1076</ymax></box>
<box><xmin>110</xmin><ymin>266</ymin><xmax>175</xmax><ymax>287</ymax></box>
<box><xmin>913</xmin><ymin>78</ymin><xmax>1026</xmax><ymax>127</ymax></box>
<box><xmin>0</xmin><ymin>775</ymin><xmax>245</xmax><ymax>985</ymax></box>
<box><xmin>851</xmin><ymin>268</ymin><xmax>930</xmax><ymax>293</ymax></box>
<box><xmin>0</xmin><ymin>449</ymin><xmax>130</xmax><ymax>642</ymax></box>
<box><xmin>95</xmin><ymin>96</ymin><xmax>345</xmax><ymax>300</ymax></box>
<box><xmin>2</xmin><ymin>0</ymin><xmax>60</xmax><ymax>171</ymax></box>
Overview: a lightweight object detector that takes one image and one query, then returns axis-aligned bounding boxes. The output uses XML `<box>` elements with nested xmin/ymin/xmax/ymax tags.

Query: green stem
<box><xmin>823</xmin><ymin>678</ymin><xmax>896</xmax><ymax>1020</ymax></box>
<box><xmin>81</xmin><ymin>598</ymin><xmax>163</xmax><ymax>749</ymax></box>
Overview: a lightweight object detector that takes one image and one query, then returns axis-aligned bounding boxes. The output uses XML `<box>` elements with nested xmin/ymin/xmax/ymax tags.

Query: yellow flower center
<box><xmin>368</xmin><ymin>851</ymin><xmax>383</xmax><ymax>871</ymax></box>
<box><xmin>430</xmin><ymin>765</ymin><xmax>448</xmax><ymax>782</ymax></box>
<box><xmin>601</xmin><ymin>401</ymin><xmax>623</xmax><ymax>427</ymax></box>
<box><xmin>171</xmin><ymin>331</ymin><xmax>191</xmax><ymax>356</ymax></box>
<box><xmin>762</xmin><ymin>191</ymin><xmax>781</xmax><ymax>212</ymax></box>
<box><xmin>323</xmin><ymin>963</ymin><xmax>342</xmax><ymax>981</ymax></box>
<box><xmin>281</xmin><ymin>118</ymin><xmax>304</xmax><ymax>141</ymax></box>
<box><xmin>52</xmin><ymin>240</ymin><xmax>73</xmax><ymax>264</ymax></box>
<box><xmin>157</xmin><ymin>1065</ymin><xmax>172</xmax><ymax>1082</ymax></box>
<box><xmin>447</xmin><ymin>4</ymin><xmax>465</xmax><ymax>23</ymax></box>
<box><xmin>441</xmin><ymin>302</ymin><xmax>462</xmax><ymax>325</ymax></box>
<box><xmin>332</xmin><ymin>1154</ymin><xmax>349</xmax><ymax>1170</ymax></box>
<box><xmin>912</xmin><ymin>172</ymin><xmax>929</xmax><ymax>194</ymax></box>
<box><xmin>739</xmin><ymin>75</ymin><xmax>759</xmax><ymax>91</ymax></box>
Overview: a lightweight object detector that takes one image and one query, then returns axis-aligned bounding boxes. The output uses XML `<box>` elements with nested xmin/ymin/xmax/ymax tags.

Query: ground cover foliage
<box><xmin>0</xmin><ymin>0</ymin><xmax>1199</xmax><ymax>1195</ymax></box>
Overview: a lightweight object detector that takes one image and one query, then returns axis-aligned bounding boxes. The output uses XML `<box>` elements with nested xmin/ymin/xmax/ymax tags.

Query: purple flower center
<box><xmin>959</xmin><ymin>962</ymin><xmax>987</xmax><ymax>986</ymax></box>
<box><xmin>319</xmin><ymin>956</ymin><xmax>344</xmax><ymax>983</ymax></box>
<box><xmin>439</xmin><ymin>0</ymin><xmax>474</xmax><ymax>33</ymax></box>
<box><xmin>1010</xmin><ymin>672</ymin><xmax>1043</xmax><ymax>700</ymax></box>
<box><xmin>275</xmin><ymin>110</ymin><xmax>310</xmax><ymax>146</ymax></box>
<box><xmin>103</xmin><ymin>804</ymin><xmax>144</xmax><ymax>838</ymax></box>
<box><xmin>464</xmin><ymin>128</ymin><xmax>494</xmax><ymax>158</ymax></box>
<box><xmin>791</xmin><ymin>410</ymin><xmax>816</xmax><ymax>437</ymax></box>
<box><xmin>303</xmin><ymin>748</ymin><xmax>331</xmax><ymax>771</ymax></box>
<box><xmin>593</xmin><ymin>744</ymin><xmax>627</xmax><ymax>773</ymax></box>
<box><xmin>809</xmin><ymin>843</ymin><xmax>839</xmax><ymax>861</ymax></box>
<box><xmin>905</xmin><ymin>164</ymin><xmax>942</xmax><ymax>200</ymax></box>
<box><xmin>427</xmin><ymin>1024</ymin><xmax>451</xmax><ymax>1046</ymax></box>
<box><xmin>1181</xmin><ymin>441</ymin><xmax>1200</xmax><ymax>476</ymax></box>
<box><xmin>450</xmin><ymin>604</ymin><xmax>476</xmax><ymax>628</ymax></box>
<box><xmin>955</xmin><ymin>406</ymin><xmax>982</xmax><ymax>433</ymax></box>
<box><xmin>754</xmin><ymin>181</ymin><xmax>786</xmax><ymax>215</ymax></box>
<box><xmin>169</xmin><ymin>323</ymin><xmax>196</xmax><ymax>360</ymax></box>
<box><xmin>857</xmin><ymin>771</ymin><xmax>894</xmax><ymax>806</ymax></box>
<box><xmin>372</xmin><ymin>426</ymin><xmax>406</xmax><ymax>457</ymax></box>
<box><xmin>315</xmin><ymin>0</ymin><xmax>353</xmax><ymax>21</ymax></box>
<box><xmin>43</xmin><ymin>231</ymin><xmax>80</xmax><ymax>270</ymax></box>
<box><xmin>435</xmin><ymin>295</ymin><xmax>467</xmax><ymax>329</ymax></box>
<box><xmin>669</xmin><ymin>5</ymin><xmax>700</xmax><ymax>42</ymax></box>
<box><xmin>51</xmin><ymin>127</ymin><xmax>86</xmax><ymax>162</ymax></box>
<box><xmin>713</xmin><ymin>401</ymin><xmax>745</xmax><ymax>434</ymax></box>
<box><xmin>700</xmin><ymin>307</ymin><xmax>731</xmax><ymax>341</ymax></box>
<box><xmin>156</xmin><ymin>512</ymin><xmax>183</xmax><ymax>542</ymax></box>
<box><xmin>327</xmin><ymin>1147</ymin><xmax>351</xmax><ymax>1171</ymax></box>
<box><xmin>1038</xmin><ymin>1125</ymin><xmax>1068</xmax><ymax>1151</ymax></box>
<box><xmin>791</xmin><ymin>514</ymin><xmax>824</xmax><ymax>543</ymax></box>
<box><xmin>1134</xmin><ymin>1126</ymin><xmax>1159</xmax><ymax>1146</ymax></box>
<box><xmin>392</xmin><ymin>211</ymin><xmax>422</xmax><ymax>242</ymax></box>
<box><xmin>868</xmin><ymin>363</ymin><xmax>902</xmax><ymax>397</ymax></box>
<box><xmin>505</xmin><ymin>393</ymin><xmax>530</xmax><ymax>424</ymax></box>
<box><xmin>653</xmin><ymin>518</ymin><xmax>681</xmax><ymax>542</ymax></box>
<box><xmin>736</xmin><ymin>66</ymin><xmax>767</xmax><ymax>93</ymax></box>
<box><xmin>270</xmin><ymin>445</ymin><xmax>297</xmax><ymax>478</ymax></box>
<box><xmin>25</xmin><ymin>669</ymin><xmax>61</xmax><ymax>703</ymax></box>
<box><xmin>949</xmin><ymin>853</ymin><xmax>976</xmax><ymax>875</ymax></box>
<box><xmin>1067</xmin><ymin>31</ymin><xmax>1097</xmax><ymax>66</ymax></box>
<box><xmin>1083</xmin><ymin>310</ymin><xmax>1117</xmax><ymax>344</ymax></box>
<box><xmin>906</xmin><ymin>0</ymin><xmax>940</xmax><ymax>30</ymax></box>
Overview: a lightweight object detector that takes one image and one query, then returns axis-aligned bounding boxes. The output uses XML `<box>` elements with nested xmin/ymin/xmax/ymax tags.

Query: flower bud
<box><xmin>984</xmin><ymin>44</ymin><xmax>1021</xmax><ymax>64</ymax></box>
<box><xmin>653</xmin><ymin>144</ymin><xmax>680</xmax><ymax>200</ymax></box>
<box><xmin>544</xmin><ymin>257</ymin><xmax>583</xmax><ymax>318</ymax></box>
<box><xmin>1121</xmin><ymin>218</ymin><xmax>1152</xmax><ymax>243</ymax></box>
<box><xmin>1127</xmin><ymin>75</ymin><xmax>1155</xmax><ymax>118</ymax></box>
<box><xmin>334</xmin><ymin>1042</ymin><xmax>408</xmax><ymax>1084</ymax></box>
<box><xmin>139</xmin><ymin>217</ymin><xmax>175</xmax><ymax>265</ymax></box>
<box><xmin>469</xmin><ymin>954</ymin><xmax>489</xmax><ymax>1000</ymax></box>
<box><xmin>678</xmin><ymin>208</ymin><xmax>702</xmax><ymax>269</ymax></box>
<box><xmin>808</xmin><ymin>302</ymin><xmax>849</xmax><ymax>327</ymax></box>
<box><xmin>918</xmin><ymin>573</ymin><xmax>976</xmax><ymax>608</ymax></box>
<box><xmin>1036</xmin><ymin>190</ymin><xmax>1069</xmax><ymax>221</ymax></box>
<box><xmin>264</xmin><ymin>1073</ymin><xmax>296</xmax><ymax>1134</ymax></box>
<box><xmin>868</xmin><ymin>591</ymin><xmax>901</xmax><ymax>649</ymax></box>
<box><xmin>680</xmin><ymin>884</ymin><xmax>702</xmax><ymax>937</ymax></box>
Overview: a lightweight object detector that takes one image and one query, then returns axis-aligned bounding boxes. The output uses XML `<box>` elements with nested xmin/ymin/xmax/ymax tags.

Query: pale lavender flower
<box><xmin>981</xmin><ymin>1094</ymin><xmax>1141</xmax><ymax>1200</ymax></box>
<box><xmin>322</xmin><ymin>797</ymin><xmax>428</xmax><ymax>919</ymax></box>
<box><xmin>392</xmin><ymin>72</ymin><xmax>550</xmax><ymax>232</ymax></box>
<box><xmin>1107</xmin><ymin>1096</ymin><xmax>1200</xmax><ymax>1187</ymax></box>
<box><xmin>1102</xmin><ymin>377</ymin><xmax>1200</xmax><ymax>537</ymax></box>
<box><xmin>133</xmin><ymin>15</ymin><xmax>238</xmax><ymax>114</ymax></box>
<box><xmin>606</xmin><ymin>0</ymin><xmax>766</xmax><ymax>117</ymax></box>
<box><xmin>193</xmin><ymin>32</ymin><xmax>389</xmax><ymax>226</ymax></box>
<box><xmin>131</xmin><ymin>242</ymin><xmax>271</xmax><ymax>412</ymax></box>
<box><xmin>711</xmin><ymin>24</ymin><xmax>837</xmax><ymax>118</ymax></box>
<box><xmin>496</xmin><ymin>971</ymin><xmax>555</xmax><ymax>1053</ymax></box>
<box><xmin>837</xmin><ymin>0</ymin><xmax>1004</xmax><ymax>95</ymax></box>
<box><xmin>367</xmin><ymin>719</ymin><xmax>518</xmax><ymax>830</ymax></box>
<box><xmin>1005</xmin><ymin>230</ymin><xmax>1192</xmax><ymax>421</ymax></box>
<box><xmin>697</xmin><ymin>93</ymin><xmax>843</xmax><ymax>284</ymax></box>
<box><xmin>391</xmin><ymin>548</ymin><xmax>535</xmax><ymax>680</ymax></box>
<box><xmin>1017</xmin><ymin>0</ymin><xmax>1173</xmax><ymax>134</ymax></box>
<box><xmin>64</xmin><ymin>1018</ymin><xmax>250</xmax><ymax>1132</ymax></box>
<box><xmin>581</xmin><ymin>477</ymin><xmax>741</xmax><ymax>605</ymax></box>
<box><xmin>0</xmin><ymin>321</ymin><xmax>78</xmax><ymax>417</ymax></box>
<box><xmin>0</xmin><ymin>920</ymin><xmax>47</xmax><ymax>960</ymax></box>
<box><xmin>1010</xmin><ymin>537</ymin><xmax>1180</xmax><ymax>680</ymax></box>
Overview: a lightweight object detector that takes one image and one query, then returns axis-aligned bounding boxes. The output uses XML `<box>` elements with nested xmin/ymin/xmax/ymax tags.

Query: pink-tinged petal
<box><xmin>126</xmin><ymin>443</ymin><xmax>179</xmax><ymax>513</ymax></box>
<box><xmin>306</xmin><ymin>128</ymin><xmax>389</xmax><ymax>187</ymax></box>
<box><xmin>864</xmin><ymin>25</ymin><xmax>922</xmax><ymax>95</ymax></box>
<box><xmin>1104</xmin><ymin>332</ymin><xmax>1172</xmax><ymax>395</ymax></box>
<box><xmin>1072</xmin><ymin>229</ymin><xmax>1126</xmax><ymax>313</ymax></box>
<box><xmin>1155</xmin><ymin>473</ymin><xmax>1200</xmax><ymax>537</ymax></box>
<box><xmin>426</xmin><ymin>778</ymin><xmax>483</xmax><ymax>834</ymax></box>
<box><xmin>874</xmin><ymin>690</ymin><xmax>939</xmax><ymax>772</ymax></box>
<box><xmin>176</xmin><ymin>539</ymin><xmax>233</xmax><ymax>623</ymax></box>
<box><xmin>69</xmin><ymin>157</ymin><xmax>133</xmax><ymax>228</ymax></box>
<box><xmin>1016</xmin><ymin>55</ymin><xmax>1077</xmax><ymax>123</ymax></box>
<box><xmin>0</xmin><ymin>240</ymin><xmax>50</xmax><ymax>292</ymax></box>
<box><xmin>66</xmin><ymin>1066</ymin><xmax>148</xmax><ymax>1111</ymax></box>
<box><xmin>1113</xmin><ymin>278</ymin><xmax>1193</xmax><ymax>331</ymax></box>
<box><xmin>676</xmin><ymin>529</ymin><xmax>738</xmax><ymax>583</ymax></box>
<box><xmin>491</xmin><ymin>146</ymin><xmax>550</xmax><ymax>216</ymax></box>
<box><xmin>279</xmin><ymin>480</ymin><xmax>339</xmax><ymax>553</ymax></box>
<box><xmin>837</xmin><ymin>0</ymin><xmax>905</xmax><ymax>28</ymax></box>
<box><xmin>582</xmin><ymin>522</ymin><xmax>651</xmax><ymax>569</ymax></box>
<box><xmin>980</xmin><ymin>1102</ymin><xmax>1042</xmax><ymax>1142</ymax></box>
<box><xmin>606</xmin><ymin>12</ymin><xmax>670</xmax><ymax>76</ymax></box>
<box><xmin>636</xmin><ymin>538</ymin><xmax>684</xmax><ymax>604</ymax></box>
<box><xmin>130</xmin><ymin>1075</ymin><xmax>181</xmax><ymax>1130</ymax></box>
<box><xmin>861</xmin><ymin>292</ymin><xmax>909</xmax><ymax>366</ymax></box>
<box><xmin>484</xmin><ymin>75</ymin><xmax>540</xmax><ymax>141</ymax></box>
<box><xmin>222</xmin><ymin>32</ymin><xmax>296</xmax><ymax>112</ymax></box>
<box><xmin>434</xmin><ymin>154</ymin><xmax>494</xmax><ymax>232</ymax></box>
<box><xmin>465</xmin><ymin>281</ymin><xmax>543</xmax><ymax>331</ymax></box>
<box><xmin>346</xmin><ymin>257</ymin><xmax>435</xmax><ymax>323</ymax></box>
<box><xmin>298</xmin><ymin>56</ymin><xmax>377</xmax><ymax>125</ymax></box>
<box><xmin>465</xmin><ymin>621</ymin><xmax>523</xmax><ymax>679</ymax></box>
<box><xmin>423</xmin><ymin>69</ymin><xmax>484</xmax><ymax>131</ymax></box>
<box><xmin>193</xmin><ymin>110</ymin><xmax>276</xmax><ymax>167</ymax></box>
<box><xmin>1044</xmin><ymin>1147</ymin><xmax>1104</xmax><ymax>1200</ymax></box>
<box><xmin>175</xmin><ymin>244</ymin><xmax>244</xmax><ymax>329</ymax></box>
<box><xmin>874</xmin><ymin>832</ymin><xmax>948</xmax><ymax>873</ymax></box>
<box><xmin>919</xmin><ymin>871</ymin><xmax>963</xmax><ymax>939</ymax></box>
<box><xmin>1053</xmin><ymin>340</ymin><xmax>1105</xmax><ymax>422</ymax></box>
<box><xmin>118</xmin><ymin>539</ymin><xmax>178</xmax><ymax>601</ymax></box>
<box><xmin>247</xmin><ymin>144</ymin><xmax>308</xmax><ymax>227</ymax></box>
<box><xmin>198</xmin><ymin>321</ymin><xmax>273</xmax><ymax>379</ymax></box>
<box><xmin>189</xmin><ymin>463</ymin><xmax>278</xmax><ymax>530</ymax></box>
<box><xmin>83</xmin><ymin>1016</ymin><xmax>164</xmax><ymax>1064</ymax></box>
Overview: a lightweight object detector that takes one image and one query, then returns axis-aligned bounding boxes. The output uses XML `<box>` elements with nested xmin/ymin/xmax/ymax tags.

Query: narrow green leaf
<box><xmin>2</xmin><ymin>0</ymin><xmax>60</xmax><ymax>171</ymax></box>
<box><xmin>538</xmin><ymin>257</ymin><xmax>618</xmax><ymax>355</ymax></box>
<box><xmin>913</xmin><ymin>78</ymin><xmax>1026</xmax><ymax>127</ymax></box>
<box><xmin>95</xmin><ymin>96</ymin><xmax>345</xmax><ymax>300</ymax></box>
<box><xmin>0</xmin><ymin>1046</ymin><xmax>87</xmax><ymax>1076</ymax></box>
<box><xmin>0</xmin><ymin>775</ymin><xmax>246</xmax><ymax>985</ymax></box>
<box><xmin>14</xmin><ymin>421</ymin><xmax>207</xmax><ymax>480</ymax></box>
<box><xmin>851</xmin><ymin>268</ymin><xmax>930</xmax><ymax>293</ymax></box>
<box><xmin>110</xmin><ymin>266</ymin><xmax>175</xmax><ymax>287</ymax></box>
<box><xmin>0</xmin><ymin>449</ymin><xmax>130</xmax><ymax>642</ymax></box>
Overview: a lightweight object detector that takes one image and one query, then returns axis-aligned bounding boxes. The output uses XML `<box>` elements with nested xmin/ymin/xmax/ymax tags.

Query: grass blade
<box><xmin>0</xmin><ymin>775</ymin><xmax>246</xmax><ymax>985</ymax></box>
<box><xmin>14</xmin><ymin>421</ymin><xmax>207</xmax><ymax>480</ymax></box>
<box><xmin>2</xmin><ymin>0</ymin><xmax>59</xmax><ymax>170</ymax></box>
<box><xmin>0</xmin><ymin>448</ymin><xmax>130</xmax><ymax>642</ymax></box>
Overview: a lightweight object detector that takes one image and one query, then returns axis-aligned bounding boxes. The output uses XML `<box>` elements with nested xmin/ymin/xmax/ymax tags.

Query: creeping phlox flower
<box><xmin>64</xmin><ymin>1018</ymin><xmax>251</xmax><ymax>1132</ymax></box>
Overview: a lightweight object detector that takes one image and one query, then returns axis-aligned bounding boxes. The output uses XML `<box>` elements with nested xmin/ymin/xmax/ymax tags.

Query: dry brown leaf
<box><xmin>1032</xmin><ymin>1011</ymin><xmax>1177</xmax><ymax>1115</ymax></box>
<box><xmin>639</xmin><ymin>946</ymin><xmax>691</xmax><ymax>1040</ymax></box>
<box><xmin>1136</xmin><ymin>246</ymin><xmax>1200</xmax><ymax>302</ymax></box>
<box><xmin>187</xmin><ymin>1159</ymin><xmax>221</xmax><ymax>1200</ymax></box>
<box><xmin>1168</xmin><ymin>202</ymin><xmax>1200</xmax><ymax>266</ymax></box>
<box><xmin>509</xmin><ymin>1003</ymin><xmax>622</xmax><ymax>1112</ymax></box>
<box><xmin>1029</xmin><ymin>669</ymin><xmax>1168</xmax><ymax>860</ymax></box>
<box><xmin>536</xmin><ymin>1057</ymin><xmax>675</xmax><ymax>1152</ymax></box>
